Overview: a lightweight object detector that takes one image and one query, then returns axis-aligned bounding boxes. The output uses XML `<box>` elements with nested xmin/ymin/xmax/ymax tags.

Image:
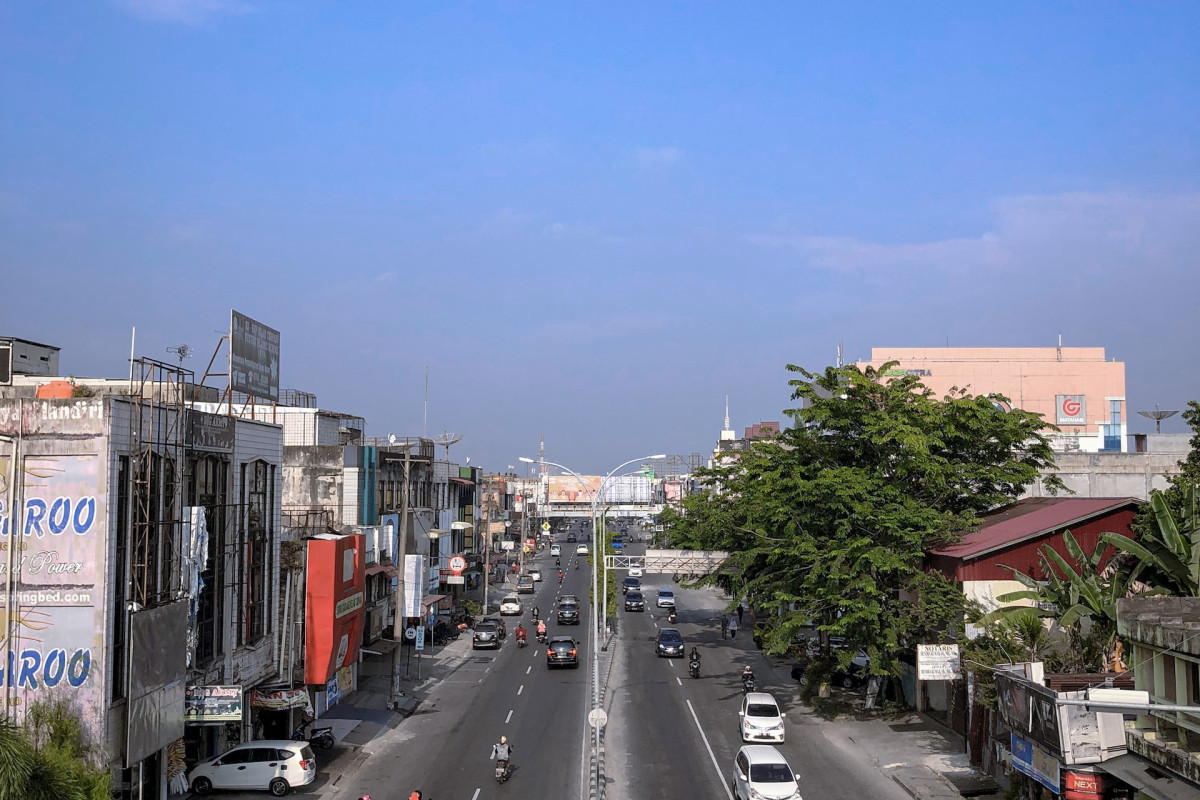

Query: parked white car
<box><xmin>189</xmin><ymin>740</ymin><xmax>316</xmax><ymax>797</ymax></box>
<box><xmin>739</xmin><ymin>692</ymin><xmax>786</xmax><ymax>743</ymax></box>
<box><xmin>731</xmin><ymin>745</ymin><xmax>801</xmax><ymax>800</ymax></box>
<box><xmin>499</xmin><ymin>595</ymin><xmax>523</xmax><ymax>615</ymax></box>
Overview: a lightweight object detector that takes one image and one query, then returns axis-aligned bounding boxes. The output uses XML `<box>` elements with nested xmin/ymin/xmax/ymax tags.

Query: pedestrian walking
<box><xmin>737</xmin><ymin>603</ymin><xmax>744</xmax><ymax>624</ymax></box>
<box><xmin>720</xmin><ymin>615</ymin><xmax>729</xmax><ymax>640</ymax></box>
<box><xmin>728</xmin><ymin>614</ymin><xmax>739</xmax><ymax>639</ymax></box>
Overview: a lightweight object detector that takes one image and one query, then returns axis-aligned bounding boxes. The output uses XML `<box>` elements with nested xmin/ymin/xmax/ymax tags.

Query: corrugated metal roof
<box><xmin>930</xmin><ymin>497</ymin><xmax>1141</xmax><ymax>561</ymax></box>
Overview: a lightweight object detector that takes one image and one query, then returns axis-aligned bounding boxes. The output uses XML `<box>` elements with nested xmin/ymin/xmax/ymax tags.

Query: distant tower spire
<box><xmin>719</xmin><ymin>396</ymin><xmax>736</xmax><ymax>442</ymax></box>
<box><xmin>724</xmin><ymin>395</ymin><xmax>730</xmax><ymax>431</ymax></box>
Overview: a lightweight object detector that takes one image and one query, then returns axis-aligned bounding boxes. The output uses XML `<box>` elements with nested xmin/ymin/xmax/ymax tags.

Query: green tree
<box><xmin>668</xmin><ymin>362</ymin><xmax>1061</xmax><ymax>693</ymax></box>
<box><xmin>0</xmin><ymin>698</ymin><xmax>110</xmax><ymax>800</ymax></box>
<box><xmin>1104</xmin><ymin>485</ymin><xmax>1200</xmax><ymax>597</ymax></box>
<box><xmin>1132</xmin><ymin>401</ymin><xmax>1200</xmax><ymax>539</ymax></box>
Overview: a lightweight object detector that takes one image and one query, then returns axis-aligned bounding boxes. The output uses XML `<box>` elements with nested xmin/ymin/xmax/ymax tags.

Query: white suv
<box><xmin>739</xmin><ymin>692</ymin><xmax>786</xmax><ymax>743</ymax></box>
<box><xmin>731</xmin><ymin>745</ymin><xmax>801</xmax><ymax>800</ymax></box>
<box><xmin>499</xmin><ymin>595</ymin><xmax>523</xmax><ymax>615</ymax></box>
<box><xmin>190</xmin><ymin>740</ymin><xmax>316</xmax><ymax>797</ymax></box>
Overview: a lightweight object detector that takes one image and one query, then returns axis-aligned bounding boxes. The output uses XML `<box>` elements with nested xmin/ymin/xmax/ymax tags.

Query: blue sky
<box><xmin>2</xmin><ymin>1</ymin><xmax>1198</xmax><ymax>472</ymax></box>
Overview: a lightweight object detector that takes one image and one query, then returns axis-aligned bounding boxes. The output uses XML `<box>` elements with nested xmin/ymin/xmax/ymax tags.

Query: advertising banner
<box><xmin>185</xmin><ymin>685</ymin><xmax>244</xmax><ymax>724</ymax></box>
<box><xmin>548</xmin><ymin>475</ymin><xmax>602</xmax><ymax>504</ymax></box>
<box><xmin>305</xmin><ymin>534</ymin><xmax>365</xmax><ymax>685</ymax></box>
<box><xmin>402</xmin><ymin>554</ymin><xmax>424</xmax><ymax>618</ymax></box>
<box><xmin>251</xmin><ymin>688</ymin><xmax>313</xmax><ymax>716</ymax></box>
<box><xmin>1056</xmin><ymin>395</ymin><xmax>1087</xmax><ymax>426</ymax></box>
<box><xmin>996</xmin><ymin>672</ymin><xmax>1063</xmax><ymax>756</ymax></box>
<box><xmin>0</xmin><ymin>451</ymin><xmax>104</xmax><ymax>739</ymax></box>
<box><xmin>229</xmin><ymin>310</ymin><xmax>280</xmax><ymax>402</ymax></box>
<box><xmin>1011</xmin><ymin>733</ymin><xmax>1061</xmax><ymax>793</ymax></box>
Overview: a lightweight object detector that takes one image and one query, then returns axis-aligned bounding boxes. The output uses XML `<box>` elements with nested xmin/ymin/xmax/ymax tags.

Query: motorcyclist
<box><xmin>531</xmin><ymin>605</ymin><xmax>540</xmax><ymax>622</ymax></box>
<box><xmin>491</xmin><ymin>735</ymin><xmax>513</xmax><ymax>773</ymax></box>
<box><xmin>558</xmin><ymin>570</ymin><xmax>564</xmax><ymax>583</ymax></box>
<box><xmin>689</xmin><ymin>647</ymin><xmax>701</xmax><ymax>664</ymax></box>
<box><xmin>536</xmin><ymin>619</ymin><xmax>547</xmax><ymax>639</ymax></box>
<box><xmin>514</xmin><ymin>623</ymin><xmax>527</xmax><ymax>643</ymax></box>
<box><xmin>555</xmin><ymin>557</ymin><xmax>561</xmax><ymax>568</ymax></box>
<box><xmin>742</xmin><ymin>665</ymin><xmax>756</xmax><ymax>688</ymax></box>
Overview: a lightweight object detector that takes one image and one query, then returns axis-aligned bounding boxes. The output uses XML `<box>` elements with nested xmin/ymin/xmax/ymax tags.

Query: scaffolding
<box><xmin>128</xmin><ymin>356</ymin><xmax>191</xmax><ymax>609</ymax></box>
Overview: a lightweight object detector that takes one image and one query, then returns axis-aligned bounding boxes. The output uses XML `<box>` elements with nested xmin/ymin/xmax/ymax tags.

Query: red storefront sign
<box><xmin>305</xmin><ymin>533</ymin><xmax>366</xmax><ymax>685</ymax></box>
<box><xmin>1064</xmin><ymin>770</ymin><xmax>1104</xmax><ymax>800</ymax></box>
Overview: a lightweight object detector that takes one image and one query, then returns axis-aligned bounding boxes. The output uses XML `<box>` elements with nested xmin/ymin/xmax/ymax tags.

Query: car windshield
<box><xmin>747</xmin><ymin>704</ymin><xmax>779</xmax><ymax>717</ymax></box>
<box><xmin>477</xmin><ymin>621</ymin><xmax>499</xmax><ymax>631</ymax></box>
<box><xmin>750</xmin><ymin>764</ymin><xmax>794</xmax><ymax>783</ymax></box>
<box><xmin>551</xmin><ymin>640</ymin><xmax>573</xmax><ymax>649</ymax></box>
<box><xmin>658</xmin><ymin>590</ymin><xmax>673</xmax><ymax>598</ymax></box>
<box><xmin>627</xmin><ymin>592</ymin><xmax>642</xmax><ymax>600</ymax></box>
<box><xmin>560</xmin><ymin>604</ymin><xmax>578</xmax><ymax>612</ymax></box>
<box><xmin>659</xmin><ymin>631</ymin><xmax>683</xmax><ymax>643</ymax></box>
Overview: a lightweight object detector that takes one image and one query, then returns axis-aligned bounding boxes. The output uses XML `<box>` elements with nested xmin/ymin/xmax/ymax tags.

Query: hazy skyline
<box><xmin>3</xmin><ymin>2</ymin><xmax>1198</xmax><ymax>472</ymax></box>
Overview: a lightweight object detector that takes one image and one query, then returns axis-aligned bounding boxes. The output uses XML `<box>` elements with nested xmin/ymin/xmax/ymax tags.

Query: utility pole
<box><xmin>481</xmin><ymin>480</ymin><xmax>492</xmax><ymax>617</ymax></box>
<box><xmin>388</xmin><ymin>444</ymin><xmax>415</xmax><ymax>709</ymax></box>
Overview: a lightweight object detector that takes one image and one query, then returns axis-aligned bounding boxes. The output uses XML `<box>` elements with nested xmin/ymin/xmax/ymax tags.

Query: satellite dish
<box><xmin>388</xmin><ymin>433</ymin><xmax>397</xmax><ymax>446</ymax></box>
<box><xmin>432</xmin><ymin>431</ymin><xmax>464</xmax><ymax>461</ymax></box>
<box><xmin>1136</xmin><ymin>405</ymin><xmax>1180</xmax><ymax>434</ymax></box>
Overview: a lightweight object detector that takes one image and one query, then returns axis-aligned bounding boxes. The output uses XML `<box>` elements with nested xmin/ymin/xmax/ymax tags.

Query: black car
<box><xmin>473</xmin><ymin>619</ymin><xmax>505</xmax><ymax>649</ymax></box>
<box><xmin>567</xmin><ymin>533</ymin><xmax>578</xmax><ymax>543</ymax></box>
<box><xmin>624</xmin><ymin>590</ymin><xmax>645</xmax><ymax>612</ymax></box>
<box><xmin>546</xmin><ymin>636</ymin><xmax>579</xmax><ymax>668</ymax></box>
<box><xmin>557</xmin><ymin>602</ymin><xmax>580</xmax><ymax>625</ymax></box>
<box><xmin>656</xmin><ymin>628</ymin><xmax>685</xmax><ymax>657</ymax></box>
<box><xmin>791</xmin><ymin>650</ymin><xmax>869</xmax><ymax>688</ymax></box>
<box><xmin>622</xmin><ymin>577</ymin><xmax>641</xmax><ymax>596</ymax></box>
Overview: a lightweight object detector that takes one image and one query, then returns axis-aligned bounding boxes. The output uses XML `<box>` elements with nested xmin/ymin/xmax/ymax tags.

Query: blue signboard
<box><xmin>1011</xmin><ymin>733</ymin><xmax>1059</xmax><ymax>792</ymax></box>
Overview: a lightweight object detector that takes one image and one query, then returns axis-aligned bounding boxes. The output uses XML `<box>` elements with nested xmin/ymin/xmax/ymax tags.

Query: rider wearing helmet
<box><xmin>492</xmin><ymin>735</ymin><xmax>513</xmax><ymax>764</ymax></box>
<box><xmin>536</xmin><ymin>619</ymin><xmax>547</xmax><ymax>638</ymax></box>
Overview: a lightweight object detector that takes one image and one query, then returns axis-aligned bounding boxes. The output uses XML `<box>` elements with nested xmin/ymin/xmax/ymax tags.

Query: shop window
<box><xmin>189</xmin><ymin>455</ymin><xmax>229</xmax><ymax>666</ymax></box>
<box><xmin>241</xmin><ymin>461</ymin><xmax>273</xmax><ymax>645</ymax></box>
<box><xmin>110</xmin><ymin>456</ymin><xmax>130</xmax><ymax>701</ymax></box>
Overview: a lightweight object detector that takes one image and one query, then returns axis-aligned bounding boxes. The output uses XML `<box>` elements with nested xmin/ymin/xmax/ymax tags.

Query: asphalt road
<box><xmin>606</xmin><ymin>541</ymin><xmax>910</xmax><ymax>800</ymax></box>
<box><xmin>335</xmin><ymin>545</ymin><xmax>593</xmax><ymax>800</ymax></box>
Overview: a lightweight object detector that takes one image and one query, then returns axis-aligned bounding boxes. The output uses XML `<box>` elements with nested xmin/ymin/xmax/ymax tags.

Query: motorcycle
<box><xmin>688</xmin><ymin>658</ymin><xmax>701</xmax><ymax>679</ymax></box>
<box><xmin>494</xmin><ymin>759</ymin><xmax>511</xmax><ymax>783</ymax></box>
<box><xmin>293</xmin><ymin>721</ymin><xmax>335</xmax><ymax>750</ymax></box>
<box><xmin>516</xmin><ymin>631</ymin><xmax>528</xmax><ymax>648</ymax></box>
<box><xmin>741</xmin><ymin>674</ymin><xmax>757</xmax><ymax>694</ymax></box>
<box><xmin>536</xmin><ymin>630</ymin><xmax>547</xmax><ymax>644</ymax></box>
<box><xmin>667</xmin><ymin>610</ymin><xmax>677</xmax><ymax>624</ymax></box>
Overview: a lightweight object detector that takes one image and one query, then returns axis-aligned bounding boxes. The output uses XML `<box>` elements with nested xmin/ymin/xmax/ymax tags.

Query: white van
<box><xmin>550</xmin><ymin>544</ymin><xmax>561</xmax><ymax>556</ymax></box>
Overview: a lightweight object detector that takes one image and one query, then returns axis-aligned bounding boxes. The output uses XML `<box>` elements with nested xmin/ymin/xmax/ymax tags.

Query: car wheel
<box><xmin>191</xmin><ymin>777</ymin><xmax>213</xmax><ymax>796</ymax></box>
<box><xmin>269</xmin><ymin>777</ymin><xmax>290</xmax><ymax>797</ymax></box>
<box><xmin>840</xmin><ymin>675</ymin><xmax>857</xmax><ymax>689</ymax></box>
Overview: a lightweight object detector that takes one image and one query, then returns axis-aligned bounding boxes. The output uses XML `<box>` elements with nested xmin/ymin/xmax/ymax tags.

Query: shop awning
<box><xmin>250</xmin><ymin>688</ymin><xmax>313</xmax><ymax>714</ymax></box>
<box><xmin>1100</xmin><ymin>754</ymin><xmax>1200</xmax><ymax>800</ymax></box>
<box><xmin>366</xmin><ymin>563</ymin><xmax>398</xmax><ymax>578</ymax></box>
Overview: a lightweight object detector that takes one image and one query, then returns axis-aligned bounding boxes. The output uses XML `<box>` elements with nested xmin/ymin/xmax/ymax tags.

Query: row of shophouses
<box><xmin>0</xmin><ymin>348</ymin><xmax>530</xmax><ymax>799</ymax></box>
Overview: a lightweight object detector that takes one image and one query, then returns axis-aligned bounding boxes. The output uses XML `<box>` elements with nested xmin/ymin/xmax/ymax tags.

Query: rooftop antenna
<box><xmin>432</xmin><ymin>430</ymin><xmax>463</xmax><ymax>461</ymax></box>
<box><xmin>538</xmin><ymin>433</ymin><xmax>546</xmax><ymax>477</ymax></box>
<box><xmin>424</xmin><ymin>366</ymin><xmax>429</xmax><ymax>437</ymax></box>
<box><xmin>1136</xmin><ymin>404</ymin><xmax>1180</xmax><ymax>434</ymax></box>
<box><xmin>724</xmin><ymin>395</ymin><xmax>730</xmax><ymax>430</ymax></box>
<box><xmin>836</xmin><ymin>340</ymin><xmax>844</xmax><ymax>368</ymax></box>
<box><xmin>166</xmin><ymin>344</ymin><xmax>192</xmax><ymax>366</ymax></box>
<box><xmin>1057</xmin><ymin>333</ymin><xmax>1062</xmax><ymax>362</ymax></box>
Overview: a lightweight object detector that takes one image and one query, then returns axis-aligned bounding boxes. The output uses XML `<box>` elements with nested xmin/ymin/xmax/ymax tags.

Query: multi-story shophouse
<box><xmin>0</xmin><ymin>356</ymin><xmax>284</xmax><ymax>800</ymax></box>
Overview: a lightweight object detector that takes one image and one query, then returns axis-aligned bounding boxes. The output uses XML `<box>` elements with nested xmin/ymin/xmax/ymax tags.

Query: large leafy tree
<box><xmin>1132</xmin><ymin>401</ymin><xmax>1200</xmax><ymax>540</ymax></box>
<box><xmin>667</xmin><ymin>362</ymin><xmax>1061</xmax><ymax>688</ymax></box>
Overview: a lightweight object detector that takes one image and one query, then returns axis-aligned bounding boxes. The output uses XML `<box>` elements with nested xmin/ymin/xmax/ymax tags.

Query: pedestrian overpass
<box><xmin>542</xmin><ymin>502</ymin><xmax>664</xmax><ymax>519</ymax></box>
<box><xmin>604</xmin><ymin>549</ymin><xmax>729</xmax><ymax>574</ymax></box>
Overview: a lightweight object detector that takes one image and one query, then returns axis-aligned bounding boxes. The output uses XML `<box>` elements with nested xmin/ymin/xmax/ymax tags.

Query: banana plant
<box><xmin>1101</xmin><ymin>486</ymin><xmax>1200</xmax><ymax>597</ymax></box>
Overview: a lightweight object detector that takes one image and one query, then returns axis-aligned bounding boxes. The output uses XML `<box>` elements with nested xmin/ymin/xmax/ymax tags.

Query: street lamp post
<box><xmin>388</xmin><ymin>442</ymin><xmax>418</xmax><ymax>709</ymax></box>
<box><xmin>518</xmin><ymin>451</ymin><xmax>664</xmax><ymax>799</ymax></box>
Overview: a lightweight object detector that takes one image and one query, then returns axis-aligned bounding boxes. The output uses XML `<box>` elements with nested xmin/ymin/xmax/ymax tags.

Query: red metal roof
<box><xmin>930</xmin><ymin>497</ymin><xmax>1141</xmax><ymax>561</ymax></box>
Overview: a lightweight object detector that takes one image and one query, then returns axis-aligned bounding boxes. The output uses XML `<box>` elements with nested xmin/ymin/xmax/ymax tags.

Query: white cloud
<box><xmin>748</xmin><ymin>192</ymin><xmax>1200</xmax><ymax>276</ymax></box>
<box><xmin>634</xmin><ymin>146</ymin><xmax>683</xmax><ymax>170</ymax></box>
<box><xmin>116</xmin><ymin>0</ymin><xmax>249</xmax><ymax>24</ymax></box>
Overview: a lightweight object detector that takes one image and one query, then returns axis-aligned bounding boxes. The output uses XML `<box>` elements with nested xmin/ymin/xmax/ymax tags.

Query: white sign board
<box><xmin>402</xmin><ymin>554</ymin><xmax>425</xmax><ymax>618</ymax></box>
<box><xmin>415</xmin><ymin>625</ymin><xmax>425</xmax><ymax>651</ymax></box>
<box><xmin>917</xmin><ymin>644</ymin><xmax>961</xmax><ymax>681</ymax></box>
<box><xmin>446</xmin><ymin>575</ymin><xmax>465</xmax><ymax>585</ymax></box>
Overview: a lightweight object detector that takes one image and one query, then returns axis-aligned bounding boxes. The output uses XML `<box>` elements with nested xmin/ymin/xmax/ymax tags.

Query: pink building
<box><xmin>853</xmin><ymin>346</ymin><xmax>1127</xmax><ymax>453</ymax></box>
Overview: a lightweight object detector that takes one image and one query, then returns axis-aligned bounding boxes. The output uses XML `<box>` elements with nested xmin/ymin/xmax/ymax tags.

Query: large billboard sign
<box><xmin>547</xmin><ymin>475</ymin><xmax>603</xmax><ymax>504</ymax></box>
<box><xmin>305</xmin><ymin>534</ymin><xmax>365</xmax><ymax>684</ymax></box>
<box><xmin>230</xmin><ymin>310</ymin><xmax>280</xmax><ymax>402</ymax></box>
<box><xmin>0</xmin><ymin>452</ymin><xmax>104</xmax><ymax>737</ymax></box>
